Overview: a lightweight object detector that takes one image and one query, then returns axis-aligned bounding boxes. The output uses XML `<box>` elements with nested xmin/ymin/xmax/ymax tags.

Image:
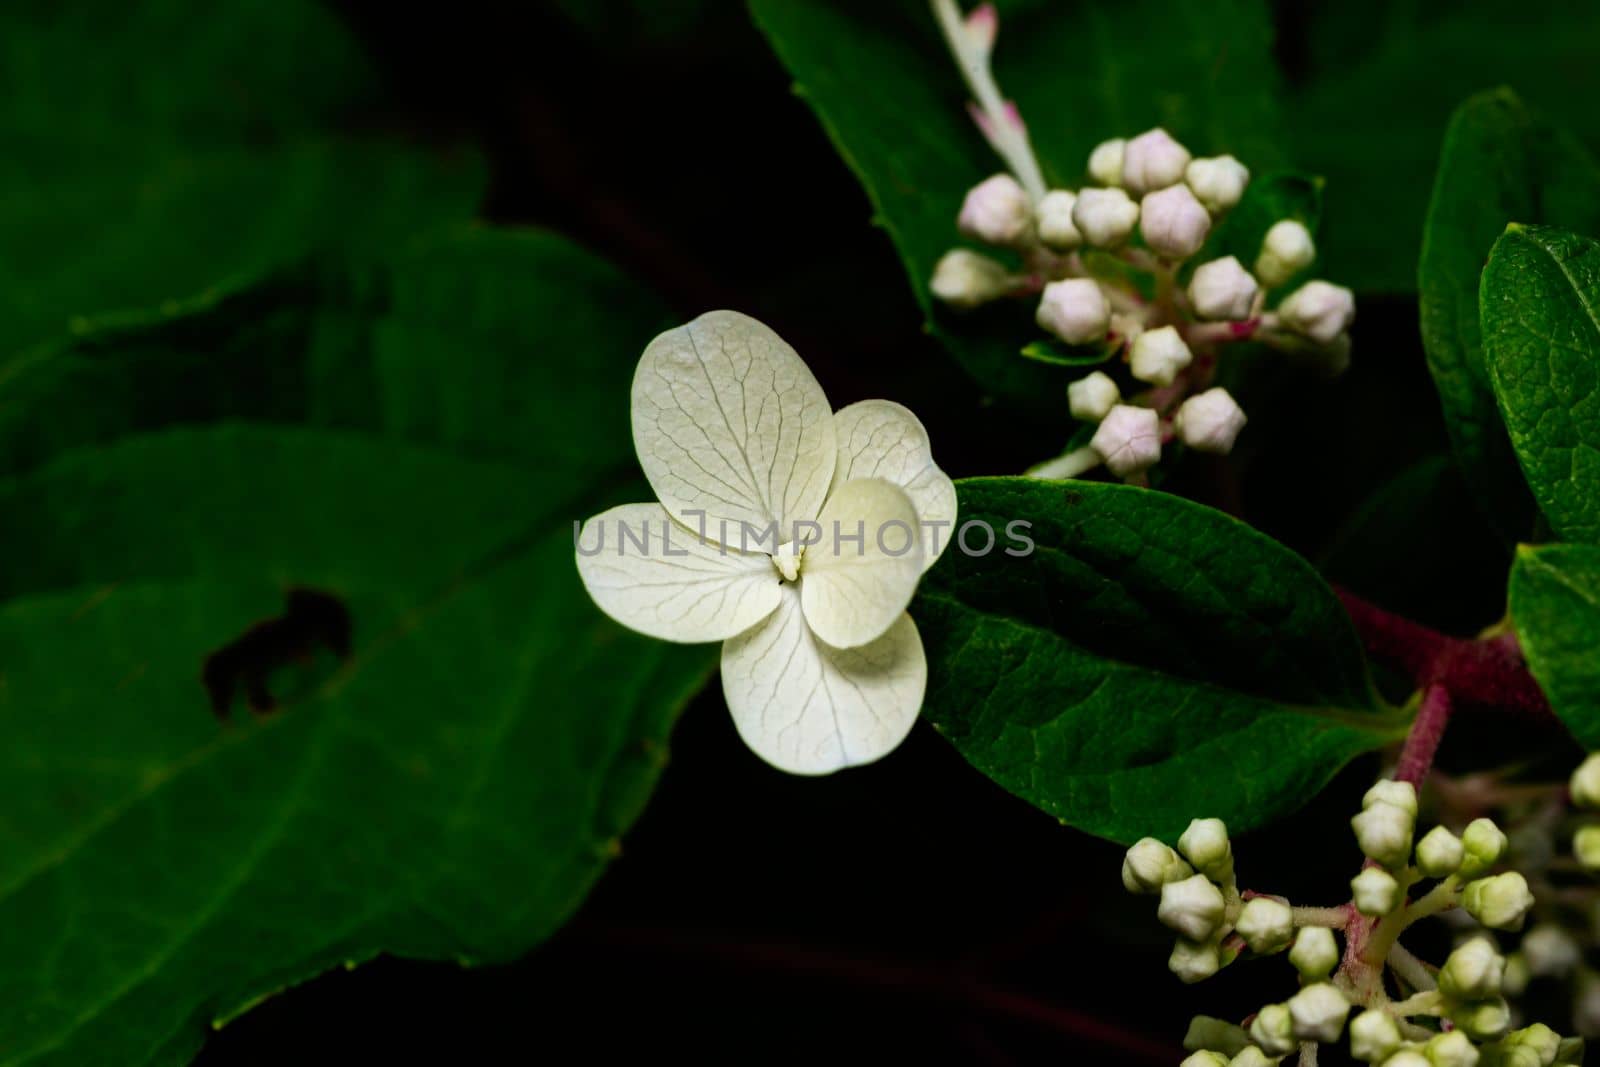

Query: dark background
<box><xmin>190</xmin><ymin>2</ymin><xmax>1567</xmax><ymax>1062</ymax></box>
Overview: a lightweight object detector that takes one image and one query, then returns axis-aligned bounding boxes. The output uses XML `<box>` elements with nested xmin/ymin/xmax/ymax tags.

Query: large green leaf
<box><xmin>0</xmin><ymin>0</ymin><xmax>482</xmax><ymax>354</ymax></box>
<box><xmin>915</xmin><ymin>477</ymin><xmax>1401</xmax><ymax>844</ymax></box>
<box><xmin>1286</xmin><ymin>0</ymin><xmax>1600</xmax><ymax>293</ymax></box>
<box><xmin>1418</xmin><ymin>90</ymin><xmax>1600</xmax><ymax>538</ymax></box>
<box><xmin>0</xmin><ymin>228</ymin><xmax>714</xmax><ymax>1066</ymax></box>
<box><xmin>748</xmin><ymin>0</ymin><xmax>1283</xmax><ymax>407</ymax></box>
<box><xmin>1511</xmin><ymin>543</ymin><xmax>1600</xmax><ymax>747</ymax></box>
<box><xmin>1481</xmin><ymin>225</ymin><xmax>1600</xmax><ymax>543</ymax></box>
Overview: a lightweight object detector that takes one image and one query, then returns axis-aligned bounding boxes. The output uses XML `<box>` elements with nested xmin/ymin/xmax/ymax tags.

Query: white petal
<box><xmin>631</xmin><ymin>310</ymin><xmax>837</xmax><ymax>543</ymax></box>
<box><xmin>722</xmin><ymin>590</ymin><xmax>926</xmax><ymax>775</ymax></box>
<box><xmin>800</xmin><ymin>478</ymin><xmax>924</xmax><ymax>649</ymax></box>
<box><xmin>831</xmin><ymin>399</ymin><xmax>958</xmax><ymax>571</ymax></box>
<box><xmin>575</xmin><ymin>503</ymin><xmax>782</xmax><ymax>643</ymax></box>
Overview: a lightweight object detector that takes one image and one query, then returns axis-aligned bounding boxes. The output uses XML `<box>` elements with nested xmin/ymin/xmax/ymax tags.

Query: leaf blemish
<box><xmin>201</xmin><ymin>588</ymin><xmax>352</xmax><ymax>720</ymax></box>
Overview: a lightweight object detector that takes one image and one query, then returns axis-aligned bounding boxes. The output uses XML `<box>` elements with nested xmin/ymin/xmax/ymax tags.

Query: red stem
<box><xmin>1394</xmin><ymin>685</ymin><xmax>1452</xmax><ymax>787</ymax></box>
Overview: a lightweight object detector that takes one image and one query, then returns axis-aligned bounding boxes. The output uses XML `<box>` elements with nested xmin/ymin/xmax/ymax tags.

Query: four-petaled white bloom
<box><xmin>575</xmin><ymin>311</ymin><xmax>956</xmax><ymax>776</ymax></box>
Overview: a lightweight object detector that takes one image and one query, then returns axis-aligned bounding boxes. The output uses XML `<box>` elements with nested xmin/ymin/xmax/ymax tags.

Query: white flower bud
<box><xmin>1575</xmin><ymin>826</ymin><xmax>1600</xmax><ymax>871</ymax></box>
<box><xmin>1463</xmin><ymin>872</ymin><xmax>1535</xmax><ymax>930</ymax></box>
<box><xmin>1129</xmin><ymin>324</ymin><xmax>1194</xmax><ymax>386</ymax></box>
<box><xmin>1461</xmin><ymin>818</ymin><xmax>1509</xmax><ymax>877</ymax></box>
<box><xmin>1364</xmin><ymin>780</ymin><xmax>1418</xmax><ymax>816</ymax></box>
<box><xmin>1090</xmin><ymin>404</ymin><xmax>1161</xmax><ymax>478</ymax></box>
<box><xmin>1288</xmin><ymin>982</ymin><xmax>1350</xmax><ymax>1043</ymax></box>
<box><xmin>1229</xmin><ymin>1048</ymin><xmax>1277</xmax><ymax>1067</ymax></box>
<box><xmin>1503</xmin><ymin>951</ymin><xmax>1531</xmax><ymax>997</ymax></box>
<box><xmin>1422</xmin><ymin>1031</ymin><xmax>1480</xmax><ymax>1067</ymax></box>
<box><xmin>957</xmin><ymin>173</ymin><xmax>1032</xmax><ymax>246</ymax></box>
<box><xmin>930</xmin><ymin>249</ymin><xmax>1014</xmax><ymax>308</ymax></box>
<box><xmin>1416</xmin><ymin>825</ymin><xmax>1465</xmax><ymax>879</ymax></box>
<box><xmin>1571</xmin><ymin>753</ymin><xmax>1600</xmax><ymax>809</ymax></box>
<box><xmin>1522</xmin><ymin>925</ymin><xmax>1580</xmax><ymax>977</ymax></box>
<box><xmin>1071</xmin><ymin>187</ymin><xmax>1140</xmax><ymax>247</ymax></box>
<box><xmin>1381</xmin><ymin>1052</ymin><xmax>1432</xmax><ymax>1067</ymax></box>
<box><xmin>1178</xmin><ymin>817</ymin><xmax>1233</xmax><ymax>879</ymax></box>
<box><xmin>1087</xmin><ymin>137</ymin><xmax>1126</xmax><ymax>187</ymax></box>
<box><xmin>1159</xmin><ymin>872</ymin><xmax>1227</xmax><ymax>941</ymax></box>
<box><xmin>1122</xmin><ymin>836</ymin><xmax>1193</xmax><ymax>893</ymax></box>
<box><xmin>1250</xmin><ymin>1003</ymin><xmax>1296</xmax><ymax>1057</ymax></box>
<box><xmin>1068</xmin><ymin>370</ymin><xmax>1121</xmax><ymax>422</ymax></box>
<box><xmin>1255</xmin><ymin>220</ymin><xmax>1317</xmax><ymax>288</ymax></box>
<box><xmin>1504</xmin><ymin>1024</ymin><xmax>1563</xmax><ymax>1067</ymax></box>
<box><xmin>1353</xmin><ymin>803</ymin><xmax>1415</xmax><ymax>868</ymax></box>
<box><xmin>1174</xmin><ymin>388</ymin><xmax>1247</xmax><ymax>455</ymax></box>
<box><xmin>1235</xmin><ymin>897</ymin><xmax>1294</xmax><ymax>954</ymax></box>
<box><xmin>1169</xmin><ymin>935</ymin><xmax>1222</xmax><ymax>983</ymax></box>
<box><xmin>1122</xmin><ymin>127</ymin><xmax>1192</xmax><ymax>195</ymax></box>
<box><xmin>1451</xmin><ymin>996</ymin><xmax>1511</xmax><ymax>1041</ymax></box>
<box><xmin>1185</xmin><ymin>155</ymin><xmax>1250</xmax><ymax>213</ymax></box>
<box><xmin>1440</xmin><ymin>937</ymin><xmax>1506</xmax><ymax>1000</ymax></box>
<box><xmin>1036</xmin><ymin>278</ymin><xmax>1109</xmax><ymax>344</ymax></box>
<box><xmin>1140</xmin><ymin>184</ymin><xmax>1212</xmax><ymax>258</ymax></box>
<box><xmin>1352</xmin><ymin>867</ymin><xmax>1403</xmax><ymax>916</ymax></box>
<box><xmin>1289</xmin><ymin>925</ymin><xmax>1339</xmax><ymax>979</ymax></box>
<box><xmin>1182</xmin><ymin>1054</ymin><xmax>1230</xmax><ymax>1067</ymax></box>
<box><xmin>1188</xmin><ymin>256</ymin><xmax>1260</xmax><ymax>320</ymax></box>
<box><xmin>1036</xmin><ymin>189</ymin><xmax>1082</xmax><ymax>251</ymax></box>
<box><xmin>1278</xmin><ymin>280</ymin><xmax>1355</xmax><ymax>345</ymax></box>
<box><xmin>1350</xmin><ymin>1009</ymin><xmax>1403</xmax><ymax>1063</ymax></box>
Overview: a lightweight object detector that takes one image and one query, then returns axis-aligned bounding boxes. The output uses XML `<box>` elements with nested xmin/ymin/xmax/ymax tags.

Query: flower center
<box><xmin>772</xmin><ymin>541</ymin><xmax>803</xmax><ymax>583</ymax></box>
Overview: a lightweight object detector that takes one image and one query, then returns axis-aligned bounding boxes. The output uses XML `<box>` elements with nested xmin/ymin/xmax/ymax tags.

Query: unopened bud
<box><xmin>1178</xmin><ymin>818</ymin><xmax>1233</xmax><ymax>880</ymax></box>
<box><xmin>1289</xmin><ymin>925</ymin><xmax>1338</xmax><ymax>979</ymax></box>
<box><xmin>1130</xmin><ymin>325</ymin><xmax>1194</xmax><ymax>386</ymax></box>
<box><xmin>1181</xmin><ymin>1054</ymin><xmax>1229</xmax><ymax>1067</ymax></box>
<box><xmin>1090</xmin><ymin>404</ymin><xmax>1161</xmax><ymax>478</ymax></box>
<box><xmin>957</xmin><ymin>173</ymin><xmax>1032</xmax><ymax>246</ymax></box>
<box><xmin>1034</xmin><ymin>189</ymin><xmax>1082</xmax><ymax>251</ymax></box>
<box><xmin>1502</xmin><ymin>1023</ymin><xmax>1562</xmax><ymax>1066</ymax></box>
<box><xmin>1035</xmin><ymin>278</ymin><xmax>1110</xmax><ymax>344</ymax></box>
<box><xmin>1255</xmin><ymin>220</ymin><xmax>1316</xmax><ymax>288</ymax></box>
<box><xmin>1364</xmin><ymin>780</ymin><xmax>1418</xmax><ymax>815</ymax></box>
<box><xmin>930</xmin><ymin>249</ymin><xmax>1014</xmax><ymax>308</ymax></box>
<box><xmin>1381</xmin><ymin>1052</ymin><xmax>1431</xmax><ymax>1067</ymax></box>
<box><xmin>1353</xmin><ymin>803</ymin><xmax>1415</xmax><ymax>869</ymax></box>
<box><xmin>1503</xmin><ymin>951</ymin><xmax>1532</xmax><ymax>996</ymax></box>
<box><xmin>1068</xmin><ymin>370</ymin><xmax>1121</xmax><ymax>422</ymax></box>
<box><xmin>1122</xmin><ymin>127</ymin><xmax>1191</xmax><ymax>195</ymax></box>
<box><xmin>1230</xmin><ymin>1048</ymin><xmax>1277</xmax><ymax>1067</ymax></box>
<box><xmin>1188</xmin><ymin>256</ymin><xmax>1259</xmax><ymax>320</ymax></box>
<box><xmin>1250</xmin><ymin>1003</ymin><xmax>1296</xmax><ymax>1057</ymax></box>
<box><xmin>1185</xmin><ymin>155</ymin><xmax>1250</xmax><ymax>213</ymax></box>
<box><xmin>1087</xmin><ymin>137</ymin><xmax>1125</xmax><ymax>187</ymax></box>
<box><xmin>1571</xmin><ymin>753</ymin><xmax>1600</xmax><ymax>808</ymax></box>
<box><xmin>1352</xmin><ymin>866</ymin><xmax>1402</xmax><ymax>916</ymax></box>
<box><xmin>1235</xmin><ymin>897</ymin><xmax>1294</xmax><ymax>955</ymax></box>
<box><xmin>1439</xmin><ymin>937</ymin><xmax>1506</xmax><ymax>1000</ymax></box>
<box><xmin>1159</xmin><ymin>873</ymin><xmax>1227</xmax><ymax>941</ymax></box>
<box><xmin>1349</xmin><ymin>1009</ymin><xmax>1402</xmax><ymax>1063</ymax></box>
<box><xmin>1463</xmin><ymin>872</ymin><xmax>1535</xmax><ymax>931</ymax></box>
<box><xmin>1522</xmin><ymin>925</ymin><xmax>1580</xmax><ymax>978</ymax></box>
<box><xmin>1575</xmin><ymin>825</ymin><xmax>1600</xmax><ymax>871</ymax></box>
<box><xmin>1460</xmin><ymin>818</ymin><xmax>1509</xmax><ymax>877</ymax></box>
<box><xmin>1072</xmin><ymin>186</ymin><xmax>1139</xmax><ymax>248</ymax></box>
<box><xmin>1288</xmin><ymin>982</ymin><xmax>1349</xmax><ymax>1043</ymax></box>
<box><xmin>1122</xmin><ymin>836</ymin><xmax>1193</xmax><ymax>893</ymax></box>
<box><xmin>1175</xmin><ymin>388</ymin><xmax>1247</xmax><ymax>455</ymax></box>
<box><xmin>1169</xmin><ymin>935</ymin><xmax>1222</xmax><ymax>983</ymax></box>
<box><xmin>1278</xmin><ymin>279</ymin><xmax>1355</xmax><ymax>345</ymax></box>
<box><xmin>1422</xmin><ymin>1031</ymin><xmax>1479</xmax><ymax>1067</ymax></box>
<box><xmin>1416</xmin><ymin>825</ymin><xmax>1465</xmax><ymax>879</ymax></box>
<box><xmin>1140</xmin><ymin>184</ymin><xmax>1211</xmax><ymax>258</ymax></box>
<box><xmin>1450</xmin><ymin>996</ymin><xmax>1512</xmax><ymax>1041</ymax></box>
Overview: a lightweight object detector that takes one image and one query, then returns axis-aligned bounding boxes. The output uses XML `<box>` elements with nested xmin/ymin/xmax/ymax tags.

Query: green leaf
<box><xmin>748</xmin><ymin>0</ymin><xmax>1283</xmax><ymax>406</ymax></box>
<box><xmin>1019</xmin><ymin>339</ymin><xmax>1113</xmax><ymax>367</ymax></box>
<box><xmin>1481</xmin><ymin>224</ymin><xmax>1600</xmax><ymax>543</ymax></box>
<box><xmin>1286</xmin><ymin>1</ymin><xmax>1600</xmax><ymax>292</ymax></box>
<box><xmin>916</xmin><ymin>477</ymin><xmax>1400</xmax><ymax>844</ymax></box>
<box><xmin>0</xmin><ymin>227</ymin><xmax>713</xmax><ymax>1065</ymax></box>
<box><xmin>1511</xmin><ymin>543</ymin><xmax>1600</xmax><ymax>746</ymax></box>
<box><xmin>1418</xmin><ymin>90</ymin><xmax>1600</xmax><ymax>538</ymax></box>
<box><xmin>0</xmin><ymin>0</ymin><xmax>483</xmax><ymax>354</ymax></box>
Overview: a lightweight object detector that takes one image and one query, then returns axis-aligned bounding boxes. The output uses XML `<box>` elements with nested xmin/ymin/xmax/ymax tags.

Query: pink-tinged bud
<box><xmin>1174</xmin><ymin>388</ymin><xmax>1247</xmax><ymax>454</ymax></box>
<box><xmin>1139</xmin><ymin>184</ymin><xmax>1211</xmax><ymax>258</ymax></box>
<box><xmin>957</xmin><ymin>173</ymin><xmax>1032</xmax><ymax>246</ymax></box>
<box><xmin>1071</xmin><ymin>187</ymin><xmax>1139</xmax><ymax>248</ymax></box>
<box><xmin>963</xmin><ymin>3</ymin><xmax>998</xmax><ymax>51</ymax></box>
<box><xmin>1035</xmin><ymin>278</ymin><xmax>1109</xmax><ymax>344</ymax></box>
<box><xmin>1121</xmin><ymin>127</ymin><xmax>1191</xmax><ymax>195</ymax></box>
<box><xmin>1090</xmin><ymin>404</ymin><xmax>1161</xmax><ymax>478</ymax></box>
<box><xmin>1278</xmin><ymin>280</ymin><xmax>1355</xmax><ymax>345</ymax></box>
<box><xmin>1187</xmin><ymin>256</ymin><xmax>1259</xmax><ymax>321</ymax></box>
<box><xmin>930</xmin><ymin>249</ymin><xmax>1014</xmax><ymax>309</ymax></box>
<box><xmin>1185</xmin><ymin>155</ymin><xmax>1250</xmax><ymax>213</ymax></box>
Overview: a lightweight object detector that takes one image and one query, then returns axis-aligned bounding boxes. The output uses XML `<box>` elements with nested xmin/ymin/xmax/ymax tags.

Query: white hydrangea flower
<box><xmin>958</xmin><ymin>173</ymin><xmax>1033</xmax><ymax>245</ymax></box>
<box><xmin>1188</xmin><ymin>256</ymin><xmax>1259</xmax><ymax>321</ymax></box>
<box><xmin>1129</xmin><ymin>325</ymin><xmax>1194</xmax><ymax>386</ymax></box>
<box><xmin>1036</xmin><ymin>189</ymin><xmax>1083</xmax><ymax>250</ymax></box>
<box><xmin>1122</xmin><ymin>127</ymin><xmax>1191</xmax><ymax>195</ymax></box>
<box><xmin>1068</xmin><ymin>370</ymin><xmax>1120</xmax><ymax>422</ymax></box>
<box><xmin>576</xmin><ymin>311</ymin><xmax>956</xmax><ymax>775</ymax></box>
<box><xmin>1185</xmin><ymin>155</ymin><xmax>1250</xmax><ymax>213</ymax></box>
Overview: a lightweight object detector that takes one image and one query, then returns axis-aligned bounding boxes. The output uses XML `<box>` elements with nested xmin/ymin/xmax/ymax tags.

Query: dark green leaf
<box><xmin>1419</xmin><ymin>89</ymin><xmax>1600</xmax><ymax>538</ymax></box>
<box><xmin>0</xmin><ymin>0</ymin><xmax>483</xmax><ymax>354</ymax></box>
<box><xmin>917</xmin><ymin>477</ymin><xmax>1400</xmax><ymax>844</ymax></box>
<box><xmin>1019</xmin><ymin>339</ymin><xmax>1113</xmax><ymax>367</ymax></box>
<box><xmin>749</xmin><ymin>0</ymin><xmax>1283</xmax><ymax>406</ymax></box>
<box><xmin>0</xmin><ymin>228</ymin><xmax>713</xmax><ymax>1065</ymax></box>
<box><xmin>1481</xmin><ymin>224</ymin><xmax>1600</xmax><ymax>543</ymax></box>
<box><xmin>1511</xmin><ymin>543</ymin><xmax>1600</xmax><ymax>746</ymax></box>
